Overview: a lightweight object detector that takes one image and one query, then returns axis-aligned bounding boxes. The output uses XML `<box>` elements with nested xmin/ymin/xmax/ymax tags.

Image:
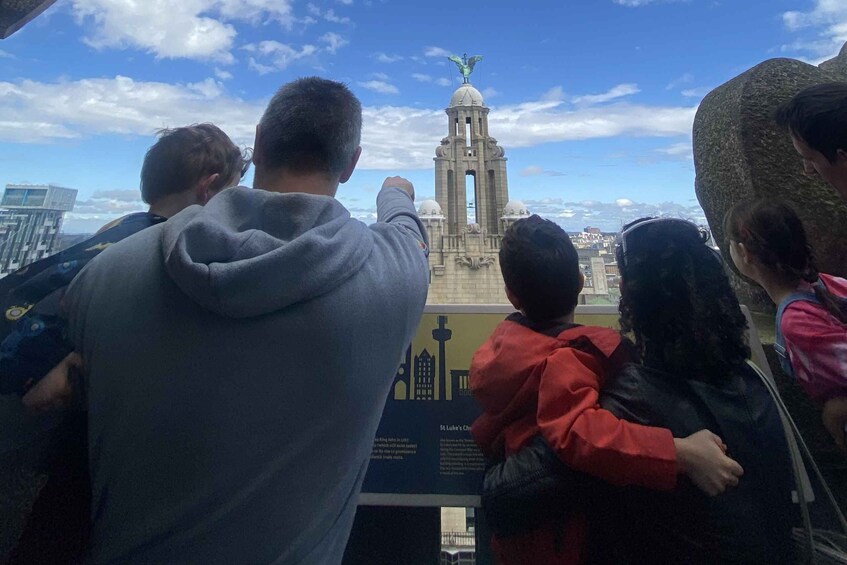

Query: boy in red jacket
<box><xmin>470</xmin><ymin>215</ymin><xmax>743</xmax><ymax>564</ymax></box>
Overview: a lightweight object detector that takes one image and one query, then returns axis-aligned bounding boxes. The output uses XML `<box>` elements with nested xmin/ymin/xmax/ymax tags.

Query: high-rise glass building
<box><xmin>0</xmin><ymin>184</ymin><xmax>77</xmax><ymax>276</ymax></box>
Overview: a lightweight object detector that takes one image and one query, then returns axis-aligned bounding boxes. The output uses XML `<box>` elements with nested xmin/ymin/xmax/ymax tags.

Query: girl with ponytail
<box><xmin>725</xmin><ymin>198</ymin><xmax>847</xmax><ymax>446</ymax></box>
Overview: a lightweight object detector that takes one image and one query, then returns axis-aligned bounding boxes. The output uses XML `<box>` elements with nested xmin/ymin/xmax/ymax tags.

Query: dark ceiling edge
<box><xmin>1</xmin><ymin>0</ymin><xmax>59</xmax><ymax>40</ymax></box>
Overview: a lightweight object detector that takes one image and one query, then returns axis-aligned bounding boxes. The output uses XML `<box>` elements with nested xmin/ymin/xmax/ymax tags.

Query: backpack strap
<box><xmin>747</xmin><ymin>360</ymin><xmax>847</xmax><ymax>555</ymax></box>
<box><xmin>775</xmin><ymin>290</ymin><xmax>821</xmax><ymax>379</ymax></box>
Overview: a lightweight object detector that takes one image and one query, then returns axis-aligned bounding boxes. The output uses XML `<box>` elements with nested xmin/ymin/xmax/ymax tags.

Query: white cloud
<box><xmin>482</xmin><ymin>87</ymin><xmax>500</xmax><ymax>98</ymax></box>
<box><xmin>492</xmin><ymin>99</ymin><xmax>695</xmax><ymax>147</ymax></box>
<box><xmin>572</xmin><ymin>83</ymin><xmax>640</xmax><ymax>105</ymax></box>
<box><xmin>666</xmin><ymin>72</ymin><xmax>694</xmax><ymax>90</ymax></box>
<box><xmin>306</xmin><ymin>3</ymin><xmax>352</xmax><ymax>24</ymax></box>
<box><xmin>513</xmin><ymin>198</ymin><xmax>707</xmax><ymax>233</ymax></box>
<box><xmin>0</xmin><ymin>76</ymin><xmax>260</xmax><ymax>144</ymax></box>
<box><xmin>358</xmin><ymin>106</ymin><xmax>442</xmax><ymax>169</ymax></box>
<box><xmin>374</xmin><ymin>52</ymin><xmax>403</xmax><ymax>63</ymax></box>
<box><xmin>69</xmin><ymin>190</ymin><xmax>146</xmax><ymax>217</ymax></box>
<box><xmin>323</xmin><ymin>9</ymin><xmax>350</xmax><ymax>24</ymax></box>
<box><xmin>0</xmin><ymin>49</ymin><xmax>15</xmax><ymax>59</ymax></box>
<box><xmin>214</xmin><ymin>68</ymin><xmax>234</xmax><ymax>80</ymax></box>
<box><xmin>657</xmin><ymin>142</ymin><xmax>693</xmax><ymax>159</ymax></box>
<box><xmin>71</xmin><ymin>0</ymin><xmax>297</xmax><ymax>62</ymax></box>
<box><xmin>425</xmin><ymin>46</ymin><xmax>451</xmax><ymax>58</ymax></box>
<box><xmin>216</xmin><ymin>0</ymin><xmax>295</xmax><ymax>24</ymax></box>
<box><xmin>0</xmin><ymin>75</ymin><xmax>697</xmax><ymax>171</ymax></box>
<box><xmin>520</xmin><ymin>165</ymin><xmax>565</xmax><ymax>177</ymax></box>
<box><xmin>338</xmin><ymin>0</ymin><xmax>353</xmax><ymax>4</ymax></box>
<box><xmin>681</xmin><ymin>86</ymin><xmax>711</xmax><ymax>98</ymax></box>
<box><xmin>247</xmin><ymin>59</ymin><xmax>277</xmax><ymax>74</ymax></box>
<box><xmin>783</xmin><ymin>1</ymin><xmax>842</xmax><ymax>30</ymax></box>
<box><xmin>320</xmin><ymin>32</ymin><xmax>348</xmax><ymax>54</ymax></box>
<box><xmin>358</xmin><ymin>80</ymin><xmax>399</xmax><ymax>94</ymax></box>
<box><xmin>435</xmin><ymin>78</ymin><xmax>452</xmax><ymax>87</ymax></box>
<box><xmin>541</xmin><ymin>86</ymin><xmax>565</xmax><ymax>102</ymax></box>
<box><xmin>66</xmin><ymin>210</ymin><xmax>148</xmax><ymax>233</ymax></box>
<box><xmin>73</xmin><ymin>0</ymin><xmax>235</xmax><ymax>62</ymax></box>
<box><xmin>412</xmin><ymin>73</ymin><xmax>432</xmax><ymax>82</ymax></box>
<box><xmin>781</xmin><ymin>0</ymin><xmax>847</xmax><ymax>63</ymax></box>
<box><xmin>244</xmin><ymin>41</ymin><xmax>318</xmax><ymax>73</ymax></box>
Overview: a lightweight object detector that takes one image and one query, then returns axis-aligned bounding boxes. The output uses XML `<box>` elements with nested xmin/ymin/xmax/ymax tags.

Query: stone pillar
<box><xmin>693</xmin><ymin>45</ymin><xmax>847</xmax><ymax>311</ymax></box>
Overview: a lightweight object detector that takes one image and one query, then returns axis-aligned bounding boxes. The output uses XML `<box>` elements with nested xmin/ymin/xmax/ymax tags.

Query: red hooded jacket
<box><xmin>470</xmin><ymin>314</ymin><xmax>678</xmax><ymax>564</ymax></box>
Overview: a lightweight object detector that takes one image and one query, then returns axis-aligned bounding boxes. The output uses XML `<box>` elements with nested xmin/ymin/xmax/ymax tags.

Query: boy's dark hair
<box><xmin>257</xmin><ymin>77</ymin><xmax>362</xmax><ymax>176</ymax></box>
<box><xmin>140</xmin><ymin>124</ymin><xmax>245</xmax><ymax>205</ymax></box>
<box><xmin>500</xmin><ymin>215</ymin><xmax>581</xmax><ymax>322</ymax></box>
<box><xmin>616</xmin><ymin>218</ymin><xmax>750</xmax><ymax>383</ymax></box>
<box><xmin>775</xmin><ymin>82</ymin><xmax>847</xmax><ymax>162</ymax></box>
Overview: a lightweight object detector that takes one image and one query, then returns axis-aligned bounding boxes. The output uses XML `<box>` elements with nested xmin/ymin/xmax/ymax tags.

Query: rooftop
<box><xmin>449</xmin><ymin>84</ymin><xmax>485</xmax><ymax>108</ymax></box>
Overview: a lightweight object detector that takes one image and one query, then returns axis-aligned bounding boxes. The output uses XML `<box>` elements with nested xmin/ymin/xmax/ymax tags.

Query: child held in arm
<box><xmin>469</xmin><ymin>215</ymin><xmax>743</xmax><ymax>564</ymax></box>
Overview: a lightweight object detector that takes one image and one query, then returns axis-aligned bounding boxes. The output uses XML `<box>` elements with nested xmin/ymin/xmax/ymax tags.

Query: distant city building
<box><xmin>571</xmin><ymin>229</ymin><xmax>616</xmax><ymax>251</ymax></box>
<box><xmin>0</xmin><ymin>184</ymin><xmax>77</xmax><ymax>276</ymax></box>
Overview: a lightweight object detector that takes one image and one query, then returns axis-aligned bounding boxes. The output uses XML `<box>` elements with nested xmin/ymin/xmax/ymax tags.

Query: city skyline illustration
<box><xmin>393</xmin><ymin>315</ymin><xmax>472</xmax><ymax>402</ymax></box>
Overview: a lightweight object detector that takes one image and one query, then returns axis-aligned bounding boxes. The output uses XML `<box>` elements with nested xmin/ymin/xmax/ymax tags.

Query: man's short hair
<box><xmin>140</xmin><ymin>124</ymin><xmax>244</xmax><ymax>205</ymax></box>
<box><xmin>257</xmin><ymin>77</ymin><xmax>362</xmax><ymax>176</ymax></box>
<box><xmin>500</xmin><ymin>215</ymin><xmax>581</xmax><ymax>322</ymax></box>
<box><xmin>775</xmin><ymin>82</ymin><xmax>847</xmax><ymax>162</ymax></box>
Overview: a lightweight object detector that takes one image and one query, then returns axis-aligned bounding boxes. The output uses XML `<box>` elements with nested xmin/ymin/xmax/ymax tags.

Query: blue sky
<box><xmin>0</xmin><ymin>0</ymin><xmax>844</xmax><ymax>233</ymax></box>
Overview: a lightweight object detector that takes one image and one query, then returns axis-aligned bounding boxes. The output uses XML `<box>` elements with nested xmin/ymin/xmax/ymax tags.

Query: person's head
<box><xmin>616</xmin><ymin>218</ymin><xmax>750</xmax><ymax>381</ymax></box>
<box><xmin>724</xmin><ymin>198</ymin><xmax>814</xmax><ymax>286</ymax></box>
<box><xmin>499</xmin><ymin>215</ymin><xmax>583</xmax><ymax>322</ymax></box>
<box><xmin>253</xmin><ymin>77</ymin><xmax>362</xmax><ymax>196</ymax></box>
<box><xmin>724</xmin><ymin>198</ymin><xmax>847</xmax><ymax>323</ymax></box>
<box><xmin>140</xmin><ymin>123</ymin><xmax>247</xmax><ymax>208</ymax></box>
<box><xmin>775</xmin><ymin>83</ymin><xmax>847</xmax><ymax>200</ymax></box>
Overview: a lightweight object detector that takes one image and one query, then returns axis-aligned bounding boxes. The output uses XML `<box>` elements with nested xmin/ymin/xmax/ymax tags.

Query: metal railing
<box><xmin>441</xmin><ymin>531</ymin><xmax>475</xmax><ymax>548</ymax></box>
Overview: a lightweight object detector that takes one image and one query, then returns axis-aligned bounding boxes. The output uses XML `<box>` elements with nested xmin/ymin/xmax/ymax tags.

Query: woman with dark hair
<box><xmin>590</xmin><ymin>217</ymin><xmax>796</xmax><ymax>563</ymax></box>
<box><xmin>481</xmin><ymin>217</ymin><xmax>797</xmax><ymax>563</ymax></box>
<box><xmin>724</xmin><ymin>198</ymin><xmax>847</xmax><ymax>447</ymax></box>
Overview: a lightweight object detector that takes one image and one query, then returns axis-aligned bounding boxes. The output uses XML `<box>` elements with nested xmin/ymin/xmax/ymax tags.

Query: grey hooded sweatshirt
<box><xmin>65</xmin><ymin>186</ymin><xmax>429</xmax><ymax>564</ymax></box>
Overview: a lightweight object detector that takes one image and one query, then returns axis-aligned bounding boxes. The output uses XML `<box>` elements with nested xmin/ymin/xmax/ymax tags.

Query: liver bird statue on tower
<box><xmin>448</xmin><ymin>53</ymin><xmax>483</xmax><ymax>84</ymax></box>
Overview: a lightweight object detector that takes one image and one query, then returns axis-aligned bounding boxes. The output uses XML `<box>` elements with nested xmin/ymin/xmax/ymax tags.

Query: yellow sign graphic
<box><xmin>392</xmin><ymin>309</ymin><xmax>621</xmax><ymax>403</ymax></box>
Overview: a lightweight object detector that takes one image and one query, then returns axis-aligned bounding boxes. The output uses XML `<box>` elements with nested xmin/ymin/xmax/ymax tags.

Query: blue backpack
<box><xmin>774</xmin><ymin>282</ymin><xmax>847</xmax><ymax>379</ymax></box>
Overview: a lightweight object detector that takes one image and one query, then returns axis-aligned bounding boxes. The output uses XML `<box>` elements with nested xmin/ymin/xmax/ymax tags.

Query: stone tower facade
<box><xmin>422</xmin><ymin>84</ymin><xmax>530</xmax><ymax>304</ymax></box>
<box><xmin>434</xmin><ymin>84</ymin><xmax>510</xmax><ymax>237</ymax></box>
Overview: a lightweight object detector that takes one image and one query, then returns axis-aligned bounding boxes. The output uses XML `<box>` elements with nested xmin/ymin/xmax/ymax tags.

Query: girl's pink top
<box><xmin>782</xmin><ymin>274</ymin><xmax>847</xmax><ymax>403</ymax></box>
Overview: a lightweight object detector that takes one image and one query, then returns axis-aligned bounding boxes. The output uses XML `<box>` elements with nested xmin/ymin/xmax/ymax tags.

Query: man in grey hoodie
<box><xmin>64</xmin><ymin>77</ymin><xmax>430</xmax><ymax>564</ymax></box>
